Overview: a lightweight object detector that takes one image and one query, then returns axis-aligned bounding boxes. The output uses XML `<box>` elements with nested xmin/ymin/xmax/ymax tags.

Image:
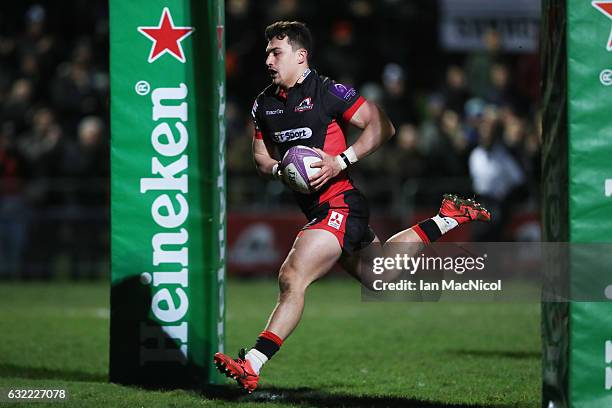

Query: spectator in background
<box><xmin>18</xmin><ymin>107</ymin><xmax>66</xmax><ymax>198</ymax></box>
<box><xmin>16</xmin><ymin>4</ymin><xmax>59</xmax><ymax>95</ymax></box>
<box><xmin>227</xmin><ymin>115</ymin><xmax>263</xmax><ymax>205</ymax></box>
<box><xmin>0</xmin><ymin>123</ymin><xmax>29</xmax><ymax>278</ymax></box>
<box><xmin>359</xmin><ymin>81</ymin><xmax>384</xmax><ymax>105</ymax></box>
<box><xmin>18</xmin><ymin>107</ymin><xmax>67</xmax><ymax>279</ymax></box>
<box><xmin>434</xmin><ymin>109</ymin><xmax>469</xmax><ymax>177</ymax></box>
<box><xmin>385</xmin><ymin>123</ymin><xmax>424</xmax><ymax>181</ymax></box>
<box><xmin>525</xmin><ymin>110</ymin><xmax>542</xmax><ymax>189</ymax></box>
<box><xmin>0</xmin><ymin>3</ymin><xmax>111</xmax><ymax>279</ymax></box>
<box><xmin>382</xmin><ymin>123</ymin><xmax>425</xmax><ymax>214</ymax></box>
<box><xmin>485</xmin><ymin>63</ymin><xmax>517</xmax><ymax>109</ymax></box>
<box><xmin>266</xmin><ymin>0</ymin><xmax>301</xmax><ymax>21</ymax></box>
<box><xmin>501</xmin><ymin>108</ymin><xmax>539</xmax><ymax>205</ymax></box>
<box><xmin>442</xmin><ymin>65</ymin><xmax>470</xmax><ymax>116</ymax></box>
<box><xmin>380</xmin><ymin>63</ymin><xmax>417</xmax><ymax>127</ymax></box>
<box><xmin>226</xmin><ymin>0</ymin><xmax>262</xmax><ymax>107</ymax></box>
<box><xmin>0</xmin><ymin>36</ymin><xmax>17</xmax><ymax>93</ymax></box>
<box><xmin>419</xmin><ymin>92</ymin><xmax>445</xmax><ymax>155</ymax></box>
<box><xmin>464</xmin><ymin>29</ymin><xmax>504</xmax><ymax>99</ymax></box>
<box><xmin>65</xmin><ymin>116</ymin><xmax>108</xmax><ymax>279</ymax></box>
<box><xmin>468</xmin><ymin>107</ymin><xmax>525</xmax><ymax>241</ymax></box>
<box><xmin>320</xmin><ymin>20</ymin><xmax>362</xmax><ymax>85</ymax></box>
<box><xmin>501</xmin><ymin>109</ymin><xmax>527</xmax><ymax>159</ymax></box>
<box><xmin>19</xmin><ymin>54</ymin><xmax>41</xmax><ymax>90</ymax></box>
<box><xmin>416</xmin><ymin>106</ymin><xmax>471</xmax><ymax>206</ymax></box>
<box><xmin>2</xmin><ymin>79</ymin><xmax>34</xmax><ymax>131</ymax></box>
<box><xmin>515</xmin><ymin>51</ymin><xmax>540</xmax><ymax>110</ymax></box>
<box><xmin>228</xmin><ymin>115</ymin><xmax>256</xmax><ymax>177</ymax></box>
<box><xmin>50</xmin><ymin>47</ymin><xmax>103</xmax><ymax>131</ymax></box>
<box><xmin>463</xmin><ymin>97</ymin><xmax>485</xmax><ymax>147</ymax></box>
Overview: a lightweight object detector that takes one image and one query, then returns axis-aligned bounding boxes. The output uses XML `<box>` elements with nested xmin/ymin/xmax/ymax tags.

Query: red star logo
<box><xmin>138</xmin><ymin>8</ymin><xmax>194</xmax><ymax>63</ymax></box>
<box><xmin>593</xmin><ymin>1</ymin><xmax>612</xmax><ymax>51</ymax></box>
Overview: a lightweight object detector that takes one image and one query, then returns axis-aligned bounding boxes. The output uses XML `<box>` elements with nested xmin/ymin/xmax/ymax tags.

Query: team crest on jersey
<box><xmin>328</xmin><ymin>211</ymin><xmax>344</xmax><ymax>230</ymax></box>
<box><xmin>295</xmin><ymin>97</ymin><xmax>314</xmax><ymax>112</ymax></box>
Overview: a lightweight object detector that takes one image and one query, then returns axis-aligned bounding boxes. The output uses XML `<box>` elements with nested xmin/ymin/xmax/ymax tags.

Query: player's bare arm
<box><xmin>309</xmin><ymin>101</ymin><xmax>395</xmax><ymax>191</ymax></box>
<box><xmin>252</xmin><ymin>137</ymin><xmax>280</xmax><ymax>180</ymax></box>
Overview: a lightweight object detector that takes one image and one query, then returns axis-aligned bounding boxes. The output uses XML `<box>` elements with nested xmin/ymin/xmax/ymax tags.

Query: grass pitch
<box><xmin>0</xmin><ymin>279</ymin><xmax>540</xmax><ymax>407</ymax></box>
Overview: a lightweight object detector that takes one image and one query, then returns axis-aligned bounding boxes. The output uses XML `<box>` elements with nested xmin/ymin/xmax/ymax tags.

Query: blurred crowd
<box><xmin>226</xmin><ymin>0</ymin><xmax>541</xmax><ymax>241</ymax></box>
<box><xmin>0</xmin><ymin>2</ymin><xmax>109</xmax><ymax>278</ymax></box>
<box><xmin>0</xmin><ymin>0</ymin><xmax>541</xmax><ymax>279</ymax></box>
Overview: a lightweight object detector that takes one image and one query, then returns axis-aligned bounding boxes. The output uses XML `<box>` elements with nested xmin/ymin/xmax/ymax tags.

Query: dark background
<box><xmin>0</xmin><ymin>0</ymin><xmax>541</xmax><ymax>279</ymax></box>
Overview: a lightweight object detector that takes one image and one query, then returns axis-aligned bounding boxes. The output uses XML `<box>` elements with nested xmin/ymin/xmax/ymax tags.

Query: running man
<box><xmin>214</xmin><ymin>21</ymin><xmax>490</xmax><ymax>393</ymax></box>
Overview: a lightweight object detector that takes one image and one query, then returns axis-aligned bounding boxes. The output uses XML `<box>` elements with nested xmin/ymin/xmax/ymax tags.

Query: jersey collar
<box><xmin>296</xmin><ymin>68</ymin><xmax>311</xmax><ymax>84</ymax></box>
<box><xmin>275</xmin><ymin>68</ymin><xmax>314</xmax><ymax>100</ymax></box>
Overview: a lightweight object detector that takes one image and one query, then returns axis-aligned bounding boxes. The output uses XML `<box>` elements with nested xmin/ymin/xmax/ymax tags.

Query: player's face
<box><xmin>265</xmin><ymin>37</ymin><xmax>303</xmax><ymax>87</ymax></box>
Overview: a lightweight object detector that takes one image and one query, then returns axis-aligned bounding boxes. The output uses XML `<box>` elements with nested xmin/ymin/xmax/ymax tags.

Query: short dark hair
<box><xmin>265</xmin><ymin>21</ymin><xmax>313</xmax><ymax>58</ymax></box>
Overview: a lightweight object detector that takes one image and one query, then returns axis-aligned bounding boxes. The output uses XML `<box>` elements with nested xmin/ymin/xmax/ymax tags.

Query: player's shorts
<box><xmin>300</xmin><ymin>189</ymin><xmax>376</xmax><ymax>255</ymax></box>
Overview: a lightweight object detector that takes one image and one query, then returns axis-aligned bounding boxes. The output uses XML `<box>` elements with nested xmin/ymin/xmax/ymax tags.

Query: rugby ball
<box><xmin>281</xmin><ymin>145</ymin><xmax>322</xmax><ymax>194</ymax></box>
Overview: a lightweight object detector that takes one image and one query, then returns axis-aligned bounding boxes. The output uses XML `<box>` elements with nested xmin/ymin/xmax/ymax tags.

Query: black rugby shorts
<box><xmin>299</xmin><ymin>189</ymin><xmax>376</xmax><ymax>255</ymax></box>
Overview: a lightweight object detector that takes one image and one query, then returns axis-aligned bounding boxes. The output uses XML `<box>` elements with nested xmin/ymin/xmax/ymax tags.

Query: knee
<box><xmin>278</xmin><ymin>262</ymin><xmax>308</xmax><ymax>295</ymax></box>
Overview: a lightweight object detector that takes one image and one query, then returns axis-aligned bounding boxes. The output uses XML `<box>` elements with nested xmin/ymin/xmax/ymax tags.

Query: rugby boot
<box><xmin>438</xmin><ymin>193</ymin><xmax>491</xmax><ymax>223</ymax></box>
<box><xmin>214</xmin><ymin>348</ymin><xmax>259</xmax><ymax>393</ymax></box>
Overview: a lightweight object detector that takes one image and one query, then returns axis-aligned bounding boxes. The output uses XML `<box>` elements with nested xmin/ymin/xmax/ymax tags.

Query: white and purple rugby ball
<box><xmin>281</xmin><ymin>145</ymin><xmax>322</xmax><ymax>194</ymax></box>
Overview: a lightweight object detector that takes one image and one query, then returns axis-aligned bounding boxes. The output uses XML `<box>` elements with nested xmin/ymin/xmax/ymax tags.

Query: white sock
<box><xmin>245</xmin><ymin>349</ymin><xmax>268</xmax><ymax>374</ymax></box>
<box><xmin>431</xmin><ymin>214</ymin><xmax>459</xmax><ymax>235</ymax></box>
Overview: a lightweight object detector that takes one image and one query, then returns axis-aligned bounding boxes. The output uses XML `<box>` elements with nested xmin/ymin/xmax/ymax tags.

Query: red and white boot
<box><xmin>213</xmin><ymin>348</ymin><xmax>259</xmax><ymax>393</ymax></box>
<box><xmin>438</xmin><ymin>194</ymin><xmax>491</xmax><ymax>223</ymax></box>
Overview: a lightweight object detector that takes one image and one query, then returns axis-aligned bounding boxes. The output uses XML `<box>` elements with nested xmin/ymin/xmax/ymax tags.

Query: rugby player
<box><xmin>214</xmin><ymin>21</ymin><xmax>490</xmax><ymax>393</ymax></box>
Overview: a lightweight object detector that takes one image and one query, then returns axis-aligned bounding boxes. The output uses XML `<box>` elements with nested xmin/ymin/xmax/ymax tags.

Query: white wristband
<box><xmin>343</xmin><ymin>146</ymin><xmax>358</xmax><ymax>164</ymax></box>
<box><xmin>335</xmin><ymin>146</ymin><xmax>358</xmax><ymax>171</ymax></box>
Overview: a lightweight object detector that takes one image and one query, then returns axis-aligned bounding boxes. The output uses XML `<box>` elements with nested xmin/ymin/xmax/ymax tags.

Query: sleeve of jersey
<box><xmin>251</xmin><ymin>98</ymin><xmax>263</xmax><ymax>140</ymax></box>
<box><xmin>323</xmin><ymin>81</ymin><xmax>366</xmax><ymax>122</ymax></box>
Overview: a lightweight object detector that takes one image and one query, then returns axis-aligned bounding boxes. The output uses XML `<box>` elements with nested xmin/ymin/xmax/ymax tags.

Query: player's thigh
<box><xmin>280</xmin><ymin>228</ymin><xmax>343</xmax><ymax>287</ymax></box>
<box><xmin>339</xmin><ymin>234</ymin><xmax>382</xmax><ymax>283</ymax></box>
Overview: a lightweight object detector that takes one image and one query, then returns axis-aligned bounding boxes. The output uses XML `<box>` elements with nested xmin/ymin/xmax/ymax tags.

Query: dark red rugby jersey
<box><xmin>251</xmin><ymin>69</ymin><xmax>366</xmax><ymax>214</ymax></box>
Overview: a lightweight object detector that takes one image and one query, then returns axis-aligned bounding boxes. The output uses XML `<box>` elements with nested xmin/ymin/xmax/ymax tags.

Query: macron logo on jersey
<box><xmin>273</xmin><ymin>127</ymin><xmax>312</xmax><ymax>143</ymax></box>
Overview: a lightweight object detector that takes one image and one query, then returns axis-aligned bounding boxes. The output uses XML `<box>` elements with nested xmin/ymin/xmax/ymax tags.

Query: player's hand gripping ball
<box><xmin>280</xmin><ymin>145</ymin><xmax>322</xmax><ymax>194</ymax></box>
